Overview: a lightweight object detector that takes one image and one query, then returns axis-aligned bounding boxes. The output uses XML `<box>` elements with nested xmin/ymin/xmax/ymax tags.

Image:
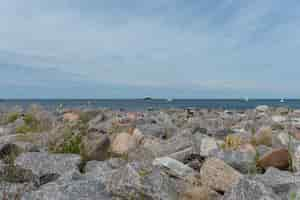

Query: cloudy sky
<box><xmin>1</xmin><ymin>0</ymin><xmax>300</xmax><ymax>98</ymax></box>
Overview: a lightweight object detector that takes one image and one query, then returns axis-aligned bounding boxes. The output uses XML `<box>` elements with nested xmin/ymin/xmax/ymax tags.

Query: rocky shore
<box><xmin>0</xmin><ymin>104</ymin><xmax>300</xmax><ymax>199</ymax></box>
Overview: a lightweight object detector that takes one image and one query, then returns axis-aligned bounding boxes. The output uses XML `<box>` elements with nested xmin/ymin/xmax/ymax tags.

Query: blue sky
<box><xmin>1</xmin><ymin>0</ymin><xmax>300</xmax><ymax>98</ymax></box>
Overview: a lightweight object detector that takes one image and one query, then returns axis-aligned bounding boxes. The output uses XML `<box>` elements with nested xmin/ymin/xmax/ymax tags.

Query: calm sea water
<box><xmin>0</xmin><ymin>99</ymin><xmax>299</xmax><ymax>111</ymax></box>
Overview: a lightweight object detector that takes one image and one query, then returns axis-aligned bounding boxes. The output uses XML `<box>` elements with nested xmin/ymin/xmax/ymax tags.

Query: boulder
<box><xmin>143</xmin><ymin>130</ymin><xmax>192</xmax><ymax>158</ymax></box>
<box><xmin>15</xmin><ymin>152</ymin><xmax>81</xmax><ymax>178</ymax></box>
<box><xmin>181</xmin><ymin>186</ymin><xmax>221</xmax><ymax>200</ymax></box>
<box><xmin>253</xmin><ymin>126</ymin><xmax>273</xmax><ymax>146</ymax></box>
<box><xmin>84</xmin><ymin>158</ymin><xmax>126</xmax><ymax>182</ymax></box>
<box><xmin>111</xmin><ymin>129</ymin><xmax>144</xmax><ymax>155</ymax></box>
<box><xmin>254</xmin><ymin>167</ymin><xmax>300</xmax><ymax>198</ymax></box>
<box><xmin>191</xmin><ymin>133</ymin><xmax>218</xmax><ymax>157</ymax></box>
<box><xmin>0</xmin><ymin>182</ymin><xmax>36</xmax><ymax>200</ymax></box>
<box><xmin>222</xmin><ymin>178</ymin><xmax>280</xmax><ymax>200</ymax></box>
<box><xmin>153</xmin><ymin>157</ymin><xmax>195</xmax><ymax>178</ymax></box>
<box><xmin>200</xmin><ymin>158</ymin><xmax>242</xmax><ymax>192</ymax></box>
<box><xmin>257</xmin><ymin>148</ymin><xmax>290</xmax><ymax>170</ymax></box>
<box><xmin>209</xmin><ymin>149</ymin><xmax>256</xmax><ymax>174</ymax></box>
<box><xmin>105</xmin><ymin>162</ymin><xmax>181</xmax><ymax>200</ymax></box>
<box><xmin>21</xmin><ymin>178</ymin><xmax>112</xmax><ymax>200</ymax></box>
<box><xmin>80</xmin><ymin>132</ymin><xmax>110</xmax><ymax>161</ymax></box>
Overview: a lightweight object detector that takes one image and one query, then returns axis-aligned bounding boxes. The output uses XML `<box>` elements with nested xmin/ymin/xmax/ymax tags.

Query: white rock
<box><xmin>293</xmin><ymin>144</ymin><xmax>300</xmax><ymax>171</ymax></box>
<box><xmin>200</xmin><ymin>137</ymin><xmax>218</xmax><ymax>157</ymax></box>
<box><xmin>153</xmin><ymin>157</ymin><xmax>194</xmax><ymax>177</ymax></box>
<box><xmin>256</xmin><ymin>105</ymin><xmax>269</xmax><ymax>112</ymax></box>
<box><xmin>271</xmin><ymin>115</ymin><xmax>287</xmax><ymax>123</ymax></box>
<box><xmin>277</xmin><ymin>132</ymin><xmax>291</xmax><ymax>146</ymax></box>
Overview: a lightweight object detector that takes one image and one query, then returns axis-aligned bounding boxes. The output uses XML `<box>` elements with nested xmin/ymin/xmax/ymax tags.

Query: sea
<box><xmin>0</xmin><ymin>99</ymin><xmax>299</xmax><ymax>111</ymax></box>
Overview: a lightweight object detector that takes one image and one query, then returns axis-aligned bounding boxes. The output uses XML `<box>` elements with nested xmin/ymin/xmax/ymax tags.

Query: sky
<box><xmin>1</xmin><ymin>0</ymin><xmax>300</xmax><ymax>98</ymax></box>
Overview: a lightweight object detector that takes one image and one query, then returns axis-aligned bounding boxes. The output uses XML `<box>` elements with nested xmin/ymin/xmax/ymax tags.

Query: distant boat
<box><xmin>167</xmin><ymin>98</ymin><xmax>173</xmax><ymax>102</ymax></box>
<box><xmin>143</xmin><ymin>97</ymin><xmax>153</xmax><ymax>101</ymax></box>
<box><xmin>280</xmin><ymin>98</ymin><xmax>285</xmax><ymax>103</ymax></box>
<box><xmin>244</xmin><ymin>97</ymin><xmax>249</xmax><ymax>102</ymax></box>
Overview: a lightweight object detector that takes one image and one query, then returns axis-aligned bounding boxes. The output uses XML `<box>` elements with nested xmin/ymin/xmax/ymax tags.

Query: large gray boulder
<box><xmin>21</xmin><ymin>176</ymin><xmax>112</xmax><ymax>200</ymax></box>
<box><xmin>200</xmin><ymin>158</ymin><xmax>242</xmax><ymax>193</ymax></box>
<box><xmin>222</xmin><ymin>178</ymin><xmax>281</xmax><ymax>200</ymax></box>
<box><xmin>254</xmin><ymin>167</ymin><xmax>300</xmax><ymax>199</ymax></box>
<box><xmin>209</xmin><ymin>149</ymin><xmax>256</xmax><ymax>174</ymax></box>
<box><xmin>105</xmin><ymin>161</ymin><xmax>182</xmax><ymax>200</ymax></box>
<box><xmin>143</xmin><ymin>130</ymin><xmax>192</xmax><ymax>159</ymax></box>
<box><xmin>15</xmin><ymin>152</ymin><xmax>81</xmax><ymax>178</ymax></box>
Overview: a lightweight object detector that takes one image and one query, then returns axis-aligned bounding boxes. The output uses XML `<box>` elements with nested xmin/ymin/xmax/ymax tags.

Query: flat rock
<box><xmin>15</xmin><ymin>152</ymin><xmax>81</xmax><ymax>177</ymax></box>
<box><xmin>153</xmin><ymin>157</ymin><xmax>195</xmax><ymax>178</ymax></box>
<box><xmin>21</xmin><ymin>179</ymin><xmax>111</xmax><ymax>200</ymax></box>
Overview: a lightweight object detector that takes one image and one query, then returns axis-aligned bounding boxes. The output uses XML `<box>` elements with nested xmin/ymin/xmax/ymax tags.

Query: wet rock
<box><xmin>222</xmin><ymin>178</ymin><xmax>280</xmax><ymax>200</ymax></box>
<box><xmin>80</xmin><ymin>132</ymin><xmax>110</xmax><ymax>161</ymax></box>
<box><xmin>257</xmin><ymin>148</ymin><xmax>290</xmax><ymax>170</ymax></box>
<box><xmin>153</xmin><ymin>157</ymin><xmax>195</xmax><ymax>178</ymax></box>
<box><xmin>200</xmin><ymin>157</ymin><xmax>242</xmax><ymax>193</ymax></box>
<box><xmin>0</xmin><ymin>143</ymin><xmax>23</xmax><ymax>160</ymax></box>
<box><xmin>15</xmin><ymin>152</ymin><xmax>81</xmax><ymax>177</ymax></box>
